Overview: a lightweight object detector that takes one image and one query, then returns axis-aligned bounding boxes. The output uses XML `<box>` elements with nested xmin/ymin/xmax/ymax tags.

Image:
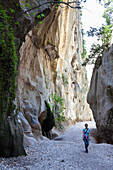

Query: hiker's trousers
<box><xmin>84</xmin><ymin>136</ymin><xmax>89</xmax><ymax>151</ymax></box>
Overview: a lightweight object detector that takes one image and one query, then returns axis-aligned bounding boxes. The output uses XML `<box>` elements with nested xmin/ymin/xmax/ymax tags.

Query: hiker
<box><xmin>83</xmin><ymin>123</ymin><xmax>90</xmax><ymax>153</ymax></box>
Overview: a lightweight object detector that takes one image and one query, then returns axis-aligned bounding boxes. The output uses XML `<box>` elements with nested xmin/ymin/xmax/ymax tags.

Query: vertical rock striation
<box><xmin>1</xmin><ymin>0</ymin><xmax>92</xmax><ymax>143</ymax></box>
<box><xmin>17</xmin><ymin>1</ymin><xmax>92</xmax><ymax>142</ymax></box>
<box><xmin>88</xmin><ymin>44</ymin><xmax>113</xmax><ymax>143</ymax></box>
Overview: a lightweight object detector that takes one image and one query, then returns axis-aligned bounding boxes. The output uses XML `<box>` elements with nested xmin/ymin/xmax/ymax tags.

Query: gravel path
<box><xmin>0</xmin><ymin>121</ymin><xmax>113</xmax><ymax>170</ymax></box>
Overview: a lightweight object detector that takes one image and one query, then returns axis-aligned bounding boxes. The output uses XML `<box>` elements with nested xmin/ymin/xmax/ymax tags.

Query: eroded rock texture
<box><xmin>0</xmin><ymin>116</ymin><xmax>26</xmax><ymax>157</ymax></box>
<box><xmin>2</xmin><ymin>0</ymin><xmax>92</xmax><ymax>144</ymax></box>
<box><xmin>88</xmin><ymin>44</ymin><xmax>113</xmax><ymax>143</ymax></box>
<box><xmin>1</xmin><ymin>0</ymin><xmax>54</xmax><ymax>148</ymax></box>
<box><xmin>17</xmin><ymin>1</ymin><xmax>92</xmax><ymax>143</ymax></box>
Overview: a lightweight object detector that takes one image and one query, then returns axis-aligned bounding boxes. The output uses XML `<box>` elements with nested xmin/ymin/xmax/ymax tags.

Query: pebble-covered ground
<box><xmin>0</xmin><ymin>121</ymin><xmax>113</xmax><ymax>170</ymax></box>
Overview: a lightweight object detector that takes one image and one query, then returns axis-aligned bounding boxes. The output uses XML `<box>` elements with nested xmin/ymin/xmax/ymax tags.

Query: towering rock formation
<box><xmin>2</xmin><ymin>0</ymin><xmax>92</xmax><ymax>144</ymax></box>
<box><xmin>88</xmin><ymin>45</ymin><xmax>113</xmax><ymax>143</ymax></box>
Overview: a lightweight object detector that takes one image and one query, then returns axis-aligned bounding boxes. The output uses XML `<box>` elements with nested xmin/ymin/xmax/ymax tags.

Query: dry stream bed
<box><xmin>0</xmin><ymin>121</ymin><xmax>113</xmax><ymax>170</ymax></box>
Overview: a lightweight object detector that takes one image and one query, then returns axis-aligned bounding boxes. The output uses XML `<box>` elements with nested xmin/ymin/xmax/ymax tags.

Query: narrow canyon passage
<box><xmin>0</xmin><ymin>121</ymin><xmax>113</xmax><ymax>170</ymax></box>
<box><xmin>1</xmin><ymin>0</ymin><xmax>113</xmax><ymax>166</ymax></box>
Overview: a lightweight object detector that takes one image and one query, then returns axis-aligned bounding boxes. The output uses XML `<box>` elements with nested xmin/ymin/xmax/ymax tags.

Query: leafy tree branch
<box><xmin>11</xmin><ymin>0</ymin><xmax>81</xmax><ymax>27</ymax></box>
<box><xmin>82</xmin><ymin>2</ymin><xmax>113</xmax><ymax>66</ymax></box>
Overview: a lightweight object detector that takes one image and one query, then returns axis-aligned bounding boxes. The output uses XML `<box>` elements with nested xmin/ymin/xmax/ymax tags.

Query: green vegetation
<box><xmin>81</xmin><ymin>29</ymin><xmax>87</xmax><ymax>59</ymax></box>
<box><xmin>0</xmin><ymin>0</ymin><xmax>81</xmax><ymax>124</ymax></box>
<box><xmin>49</xmin><ymin>93</ymin><xmax>66</xmax><ymax>129</ymax></box>
<box><xmin>62</xmin><ymin>73</ymin><xmax>69</xmax><ymax>86</ymax></box>
<box><xmin>0</xmin><ymin>6</ymin><xmax>26</xmax><ymax>157</ymax></box>
<box><xmin>0</xmin><ymin>9</ymin><xmax>18</xmax><ymax>119</ymax></box>
<box><xmin>82</xmin><ymin>1</ymin><xmax>113</xmax><ymax>66</ymax></box>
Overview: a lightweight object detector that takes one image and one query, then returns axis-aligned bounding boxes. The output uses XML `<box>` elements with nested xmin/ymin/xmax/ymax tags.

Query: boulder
<box><xmin>24</xmin><ymin>111</ymin><xmax>41</xmax><ymax>131</ymax></box>
<box><xmin>0</xmin><ymin>116</ymin><xmax>26</xmax><ymax>157</ymax></box>
<box><xmin>23</xmin><ymin>104</ymin><xmax>43</xmax><ymax>141</ymax></box>
<box><xmin>24</xmin><ymin>134</ymin><xmax>37</xmax><ymax>147</ymax></box>
<box><xmin>19</xmin><ymin>112</ymin><xmax>34</xmax><ymax>137</ymax></box>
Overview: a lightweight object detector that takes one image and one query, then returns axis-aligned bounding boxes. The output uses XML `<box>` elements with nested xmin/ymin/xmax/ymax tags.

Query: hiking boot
<box><xmin>86</xmin><ymin>148</ymin><xmax>88</xmax><ymax>153</ymax></box>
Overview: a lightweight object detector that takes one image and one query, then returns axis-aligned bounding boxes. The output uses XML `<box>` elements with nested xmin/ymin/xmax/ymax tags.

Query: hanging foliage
<box><xmin>0</xmin><ymin>9</ymin><xmax>18</xmax><ymax>119</ymax></box>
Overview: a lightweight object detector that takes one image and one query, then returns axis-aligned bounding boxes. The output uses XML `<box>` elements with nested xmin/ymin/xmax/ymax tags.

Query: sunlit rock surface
<box><xmin>88</xmin><ymin>44</ymin><xmax>113</xmax><ymax>143</ymax></box>
<box><xmin>0</xmin><ymin>0</ymin><xmax>91</xmax><ymax>144</ymax></box>
<box><xmin>17</xmin><ymin>1</ymin><xmax>92</xmax><ymax>143</ymax></box>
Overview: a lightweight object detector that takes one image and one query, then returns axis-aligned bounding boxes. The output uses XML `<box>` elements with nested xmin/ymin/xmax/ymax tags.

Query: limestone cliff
<box><xmin>17</xmin><ymin>1</ymin><xmax>92</xmax><ymax>141</ymax></box>
<box><xmin>88</xmin><ymin>44</ymin><xmax>113</xmax><ymax>144</ymax></box>
<box><xmin>2</xmin><ymin>0</ymin><xmax>92</xmax><ymax>144</ymax></box>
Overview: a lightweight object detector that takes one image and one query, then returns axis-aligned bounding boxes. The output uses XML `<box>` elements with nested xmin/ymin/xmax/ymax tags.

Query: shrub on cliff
<box><xmin>49</xmin><ymin>93</ymin><xmax>66</xmax><ymax>130</ymax></box>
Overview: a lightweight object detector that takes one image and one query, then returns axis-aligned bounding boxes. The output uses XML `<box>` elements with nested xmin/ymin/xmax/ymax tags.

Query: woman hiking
<box><xmin>83</xmin><ymin>123</ymin><xmax>90</xmax><ymax>153</ymax></box>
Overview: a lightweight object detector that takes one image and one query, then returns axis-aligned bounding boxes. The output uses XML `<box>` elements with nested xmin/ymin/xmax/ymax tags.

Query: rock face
<box><xmin>17</xmin><ymin>0</ymin><xmax>92</xmax><ymax>142</ymax></box>
<box><xmin>0</xmin><ymin>116</ymin><xmax>26</xmax><ymax>157</ymax></box>
<box><xmin>2</xmin><ymin>0</ymin><xmax>92</xmax><ymax>143</ymax></box>
<box><xmin>87</xmin><ymin>44</ymin><xmax>113</xmax><ymax>143</ymax></box>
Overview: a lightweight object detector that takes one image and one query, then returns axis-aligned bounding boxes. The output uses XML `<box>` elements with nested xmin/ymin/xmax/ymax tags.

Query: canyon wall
<box><xmin>88</xmin><ymin>44</ymin><xmax>113</xmax><ymax>144</ymax></box>
<box><xmin>2</xmin><ymin>0</ymin><xmax>92</xmax><ymax>144</ymax></box>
